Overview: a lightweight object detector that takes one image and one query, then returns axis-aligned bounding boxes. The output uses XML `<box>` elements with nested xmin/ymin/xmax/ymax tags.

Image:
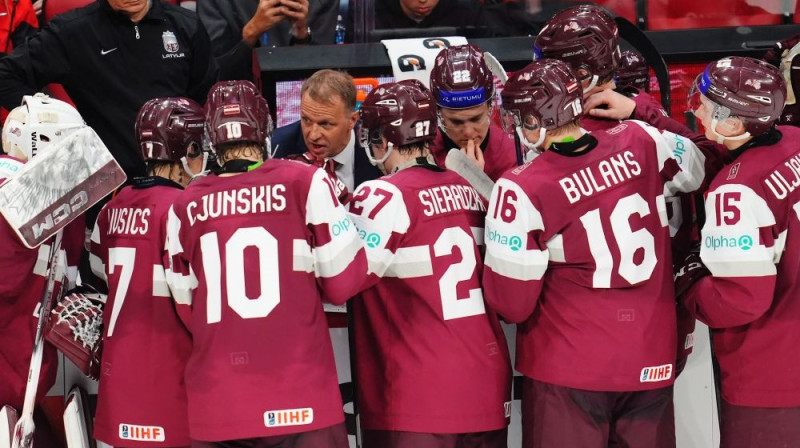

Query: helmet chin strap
<box><xmin>180</xmin><ymin>151</ymin><xmax>210</xmax><ymax>179</ymax></box>
<box><xmin>265</xmin><ymin>137</ymin><xmax>275</xmax><ymax>159</ymax></box>
<box><xmin>582</xmin><ymin>75</ymin><xmax>600</xmax><ymax>94</ymax></box>
<box><xmin>517</xmin><ymin>126</ymin><xmax>547</xmax><ymax>155</ymax></box>
<box><xmin>710</xmin><ymin>118</ymin><xmax>751</xmax><ymax>144</ymax></box>
<box><xmin>365</xmin><ymin>140</ymin><xmax>394</xmax><ymax>168</ymax></box>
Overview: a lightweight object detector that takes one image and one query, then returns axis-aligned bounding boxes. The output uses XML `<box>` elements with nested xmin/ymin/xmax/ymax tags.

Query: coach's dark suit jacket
<box><xmin>271</xmin><ymin>121</ymin><xmax>382</xmax><ymax>188</ymax></box>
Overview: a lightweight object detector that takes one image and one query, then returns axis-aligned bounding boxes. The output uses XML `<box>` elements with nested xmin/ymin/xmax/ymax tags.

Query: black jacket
<box><xmin>271</xmin><ymin>121</ymin><xmax>382</xmax><ymax>188</ymax></box>
<box><xmin>0</xmin><ymin>0</ymin><xmax>216</xmax><ymax>177</ymax></box>
<box><xmin>198</xmin><ymin>0</ymin><xmax>339</xmax><ymax>81</ymax></box>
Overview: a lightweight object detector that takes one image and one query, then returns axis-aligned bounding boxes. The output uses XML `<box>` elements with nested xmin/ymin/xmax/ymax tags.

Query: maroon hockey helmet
<box><xmin>359</xmin><ymin>80</ymin><xmax>437</xmax><ymax>163</ymax></box>
<box><xmin>533</xmin><ymin>5</ymin><xmax>620</xmax><ymax>89</ymax></box>
<box><xmin>688</xmin><ymin>56</ymin><xmax>786</xmax><ymax>136</ymax></box>
<box><xmin>500</xmin><ymin>59</ymin><xmax>583</xmax><ymax>136</ymax></box>
<box><xmin>429</xmin><ymin>44</ymin><xmax>495</xmax><ymax>109</ymax></box>
<box><xmin>616</xmin><ymin>50</ymin><xmax>650</xmax><ymax>92</ymax></box>
<box><xmin>135</xmin><ymin>97</ymin><xmax>204</xmax><ymax>162</ymax></box>
<box><xmin>204</xmin><ymin>80</ymin><xmax>273</xmax><ymax>154</ymax></box>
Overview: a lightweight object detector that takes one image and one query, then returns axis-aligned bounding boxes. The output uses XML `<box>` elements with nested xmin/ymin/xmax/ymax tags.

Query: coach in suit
<box><xmin>272</xmin><ymin>69</ymin><xmax>381</xmax><ymax>190</ymax></box>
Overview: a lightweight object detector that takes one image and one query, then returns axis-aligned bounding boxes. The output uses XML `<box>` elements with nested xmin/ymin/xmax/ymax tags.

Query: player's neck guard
<box><xmin>549</xmin><ymin>133</ymin><xmax>597</xmax><ymax>157</ymax></box>
<box><xmin>219</xmin><ymin>159</ymin><xmax>263</xmax><ymax>173</ymax></box>
<box><xmin>392</xmin><ymin>155</ymin><xmax>441</xmax><ymax>173</ymax></box>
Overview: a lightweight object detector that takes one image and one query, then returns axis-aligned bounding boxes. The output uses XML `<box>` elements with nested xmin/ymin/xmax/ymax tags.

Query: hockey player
<box><xmin>88</xmin><ymin>97</ymin><xmax>206</xmax><ymax>448</ymax></box>
<box><xmin>680</xmin><ymin>56</ymin><xmax>800</xmax><ymax>448</ymax></box>
<box><xmin>533</xmin><ymin>4</ymin><xmax>725</xmax><ymax>372</ymax></box>
<box><xmin>165</xmin><ymin>80</ymin><xmax>367</xmax><ymax>447</ymax></box>
<box><xmin>428</xmin><ymin>44</ymin><xmax>518</xmax><ymax>180</ymax></box>
<box><xmin>0</xmin><ymin>93</ymin><xmax>86</xmax><ymax>446</ymax></box>
<box><xmin>349</xmin><ymin>79</ymin><xmax>512</xmax><ymax>448</ymax></box>
<box><xmin>484</xmin><ymin>59</ymin><xmax>706</xmax><ymax>448</ymax></box>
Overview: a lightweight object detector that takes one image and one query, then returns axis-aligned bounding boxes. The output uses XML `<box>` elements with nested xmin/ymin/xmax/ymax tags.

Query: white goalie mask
<box><xmin>2</xmin><ymin>93</ymin><xmax>86</xmax><ymax>161</ymax></box>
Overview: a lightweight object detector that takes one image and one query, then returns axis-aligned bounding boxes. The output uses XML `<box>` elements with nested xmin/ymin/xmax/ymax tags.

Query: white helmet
<box><xmin>2</xmin><ymin>93</ymin><xmax>85</xmax><ymax>161</ymax></box>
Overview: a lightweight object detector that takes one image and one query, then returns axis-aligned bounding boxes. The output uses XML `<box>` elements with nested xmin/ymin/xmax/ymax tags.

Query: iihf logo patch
<box><xmin>162</xmin><ymin>31</ymin><xmax>179</xmax><ymax>53</ymax></box>
<box><xmin>264</xmin><ymin>408</ymin><xmax>314</xmax><ymax>428</ymax></box>
<box><xmin>640</xmin><ymin>364</ymin><xmax>673</xmax><ymax>383</ymax></box>
<box><xmin>119</xmin><ymin>423</ymin><xmax>166</xmax><ymax>441</ymax></box>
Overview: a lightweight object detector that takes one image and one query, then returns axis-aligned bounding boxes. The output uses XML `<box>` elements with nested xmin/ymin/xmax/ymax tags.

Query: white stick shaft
<box><xmin>12</xmin><ymin>230</ymin><xmax>65</xmax><ymax>448</ymax></box>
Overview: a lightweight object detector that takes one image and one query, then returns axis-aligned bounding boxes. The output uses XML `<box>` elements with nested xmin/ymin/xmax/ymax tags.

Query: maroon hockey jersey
<box><xmin>348</xmin><ymin>164</ymin><xmax>512</xmax><ymax>433</ymax></box>
<box><xmin>686</xmin><ymin>126</ymin><xmax>800</xmax><ymax>407</ymax></box>
<box><xmin>90</xmin><ymin>178</ymin><xmax>191</xmax><ymax>447</ymax></box>
<box><xmin>582</xmin><ymin>90</ymin><xmax>725</xmax><ymax>366</ymax></box>
<box><xmin>429</xmin><ymin>124</ymin><xmax>518</xmax><ymax>182</ymax></box>
<box><xmin>165</xmin><ymin>160</ymin><xmax>368</xmax><ymax>441</ymax></box>
<box><xmin>483</xmin><ymin>121</ymin><xmax>705</xmax><ymax>392</ymax></box>
<box><xmin>0</xmin><ymin>155</ymin><xmax>60</xmax><ymax>411</ymax></box>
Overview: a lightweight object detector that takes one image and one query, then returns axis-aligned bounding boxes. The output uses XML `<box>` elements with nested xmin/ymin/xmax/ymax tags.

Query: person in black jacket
<box><xmin>350</xmin><ymin>0</ymin><xmax>491</xmax><ymax>41</ymax></box>
<box><xmin>199</xmin><ymin>0</ymin><xmax>338</xmax><ymax>82</ymax></box>
<box><xmin>0</xmin><ymin>0</ymin><xmax>216</xmax><ymax>179</ymax></box>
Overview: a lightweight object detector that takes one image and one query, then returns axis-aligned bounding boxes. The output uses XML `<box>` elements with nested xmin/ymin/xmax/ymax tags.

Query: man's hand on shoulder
<box><xmin>584</xmin><ymin>89</ymin><xmax>636</xmax><ymax>120</ymax></box>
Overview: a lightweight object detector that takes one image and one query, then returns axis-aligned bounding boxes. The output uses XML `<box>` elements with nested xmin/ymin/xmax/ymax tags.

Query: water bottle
<box><xmin>335</xmin><ymin>15</ymin><xmax>346</xmax><ymax>44</ymax></box>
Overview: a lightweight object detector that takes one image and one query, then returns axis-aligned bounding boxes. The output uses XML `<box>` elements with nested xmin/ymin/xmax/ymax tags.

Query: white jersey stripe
<box><xmin>383</xmin><ymin>245</ymin><xmax>433</xmax><ymax>278</ymax></box>
<box><xmin>152</xmin><ymin>264</ymin><xmax>171</xmax><ymax>298</ymax></box>
<box><xmin>485</xmin><ymin>249</ymin><xmax>548</xmax><ymax>281</ymax></box>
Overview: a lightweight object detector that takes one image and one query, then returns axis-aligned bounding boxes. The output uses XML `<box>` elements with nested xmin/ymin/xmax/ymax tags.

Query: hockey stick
<box><xmin>12</xmin><ymin>230</ymin><xmax>66</xmax><ymax>448</ymax></box>
<box><xmin>614</xmin><ymin>16</ymin><xmax>672</xmax><ymax>115</ymax></box>
<box><xmin>63</xmin><ymin>385</ymin><xmax>95</xmax><ymax>448</ymax></box>
<box><xmin>0</xmin><ymin>126</ymin><xmax>126</xmax><ymax>248</ymax></box>
<box><xmin>482</xmin><ymin>51</ymin><xmax>526</xmax><ymax>167</ymax></box>
<box><xmin>0</xmin><ymin>406</ymin><xmax>18</xmax><ymax>448</ymax></box>
<box><xmin>482</xmin><ymin>51</ymin><xmax>508</xmax><ymax>84</ymax></box>
<box><xmin>445</xmin><ymin>148</ymin><xmax>495</xmax><ymax>201</ymax></box>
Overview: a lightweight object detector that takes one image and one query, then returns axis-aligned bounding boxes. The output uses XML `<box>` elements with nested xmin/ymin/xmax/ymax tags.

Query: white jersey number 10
<box><xmin>201</xmin><ymin>227</ymin><xmax>280</xmax><ymax>324</ymax></box>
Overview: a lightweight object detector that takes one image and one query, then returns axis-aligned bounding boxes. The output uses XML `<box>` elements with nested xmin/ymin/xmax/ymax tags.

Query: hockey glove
<box><xmin>673</xmin><ymin>248</ymin><xmax>710</xmax><ymax>302</ymax></box>
<box><xmin>763</xmin><ymin>33</ymin><xmax>800</xmax><ymax>66</ymax></box>
<box><xmin>44</xmin><ymin>288</ymin><xmax>105</xmax><ymax>380</ymax></box>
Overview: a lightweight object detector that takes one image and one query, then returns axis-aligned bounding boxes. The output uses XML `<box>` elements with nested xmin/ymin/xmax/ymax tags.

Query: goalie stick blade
<box><xmin>0</xmin><ymin>126</ymin><xmax>127</xmax><ymax>248</ymax></box>
<box><xmin>614</xmin><ymin>16</ymin><xmax>671</xmax><ymax>115</ymax></box>
<box><xmin>444</xmin><ymin>148</ymin><xmax>495</xmax><ymax>201</ymax></box>
<box><xmin>64</xmin><ymin>386</ymin><xmax>95</xmax><ymax>448</ymax></box>
<box><xmin>0</xmin><ymin>407</ymin><xmax>17</xmax><ymax>448</ymax></box>
<box><xmin>482</xmin><ymin>51</ymin><xmax>508</xmax><ymax>85</ymax></box>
